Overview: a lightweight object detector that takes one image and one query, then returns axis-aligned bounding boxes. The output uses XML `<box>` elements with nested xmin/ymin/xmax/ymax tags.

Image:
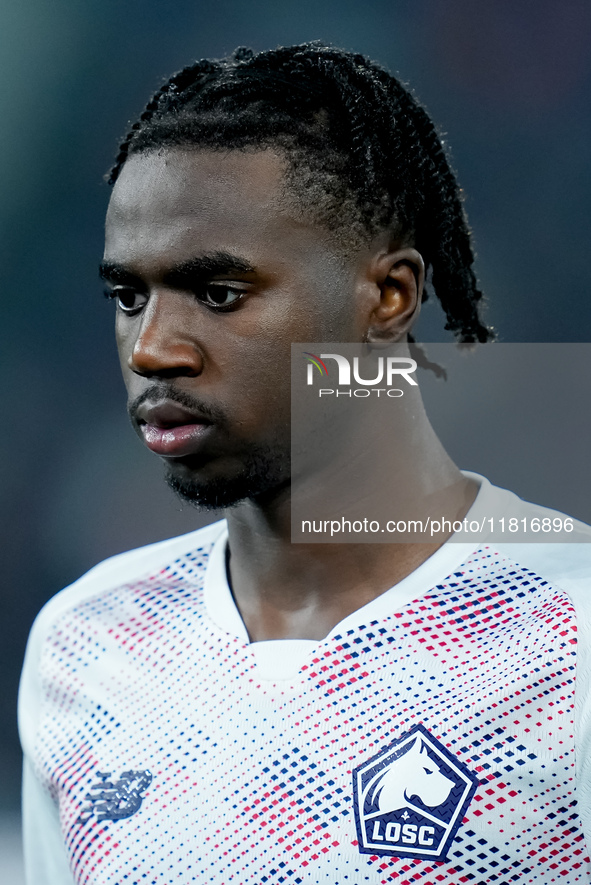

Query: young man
<box><xmin>19</xmin><ymin>44</ymin><xmax>591</xmax><ymax>884</ymax></box>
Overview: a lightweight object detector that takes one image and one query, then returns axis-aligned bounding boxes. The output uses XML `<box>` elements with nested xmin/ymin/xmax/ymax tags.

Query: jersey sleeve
<box><xmin>22</xmin><ymin>757</ymin><xmax>74</xmax><ymax>885</ymax></box>
<box><xmin>19</xmin><ymin>572</ymin><xmax>76</xmax><ymax>884</ymax></box>
<box><xmin>496</xmin><ymin>540</ymin><xmax>591</xmax><ymax>851</ymax></box>
<box><xmin>17</xmin><ymin>520</ymin><xmax>227</xmax><ymax>883</ymax></box>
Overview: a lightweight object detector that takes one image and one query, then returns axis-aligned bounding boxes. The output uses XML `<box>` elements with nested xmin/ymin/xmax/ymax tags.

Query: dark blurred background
<box><xmin>1</xmin><ymin>0</ymin><xmax>590</xmax><ymax>863</ymax></box>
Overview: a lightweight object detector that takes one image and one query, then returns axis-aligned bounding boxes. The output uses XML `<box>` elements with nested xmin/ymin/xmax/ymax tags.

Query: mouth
<box><xmin>135</xmin><ymin>400</ymin><xmax>216</xmax><ymax>458</ymax></box>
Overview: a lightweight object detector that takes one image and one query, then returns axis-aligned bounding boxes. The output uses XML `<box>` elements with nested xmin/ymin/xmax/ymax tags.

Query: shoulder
<box><xmin>464</xmin><ymin>472</ymin><xmax>591</xmax><ymax>597</ymax></box>
<box><xmin>458</xmin><ymin>472</ymin><xmax>591</xmax><ymax>633</ymax></box>
<box><xmin>493</xmin><ymin>512</ymin><xmax>591</xmax><ymax>605</ymax></box>
<box><xmin>18</xmin><ymin>519</ymin><xmax>227</xmax><ymax>757</ymax></box>
<box><xmin>32</xmin><ymin>519</ymin><xmax>227</xmax><ymax>634</ymax></box>
<box><xmin>471</xmin><ymin>476</ymin><xmax>591</xmax><ymax>690</ymax></box>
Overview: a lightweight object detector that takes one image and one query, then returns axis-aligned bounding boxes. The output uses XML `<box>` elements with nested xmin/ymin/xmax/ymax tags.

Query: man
<box><xmin>19</xmin><ymin>43</ymin><xmax>591</xmax><ymax>884</ymax></box>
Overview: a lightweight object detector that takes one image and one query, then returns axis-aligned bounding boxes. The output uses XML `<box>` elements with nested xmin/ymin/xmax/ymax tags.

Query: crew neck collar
<box><xmin>203</xmin><ymin>472</ymin><xmax>504</xmax><ymax>646</ymax></box>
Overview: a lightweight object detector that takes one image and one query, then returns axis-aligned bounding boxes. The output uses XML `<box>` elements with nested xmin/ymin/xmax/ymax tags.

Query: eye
<box><xmin>105</xmin><ymin>287</ymin><xmax>148</xmax><ymax>315</ymax></box>
<box><xmin>198</xmin><ymin>284</ymin><xmax>247</xmax><ymax>310</ymax></box>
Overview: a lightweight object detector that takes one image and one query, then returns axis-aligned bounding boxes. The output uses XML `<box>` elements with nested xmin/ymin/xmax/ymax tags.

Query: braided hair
<box><xmin>108</xmin><ymin>43</ymin><xmax>492</xmax><ymax>343</ymax></box>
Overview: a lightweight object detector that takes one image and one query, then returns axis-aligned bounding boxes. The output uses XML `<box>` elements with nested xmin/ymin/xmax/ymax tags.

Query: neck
<box><xmin>225</xmin><ymin>402</ymin><xmax>478</xmax><ymax>642</ymax></box>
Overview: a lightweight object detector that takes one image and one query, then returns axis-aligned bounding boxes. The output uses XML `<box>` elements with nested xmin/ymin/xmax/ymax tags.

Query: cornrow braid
<box><xmin>108</xmin><ymin>57</ymin><xmax>222</xmax><ymax>186</ymax></box>
<box><xmin>108</xmin><ymin>42</ymin><xmax>493</xmax><ymax>343</ymax></box>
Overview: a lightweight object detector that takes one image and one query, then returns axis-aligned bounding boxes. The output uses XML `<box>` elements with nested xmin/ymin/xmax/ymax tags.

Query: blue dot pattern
<box><xmin>31</xmin><ymin>544</ymin><xmax>589</xmax><ymax>883</ymax></box>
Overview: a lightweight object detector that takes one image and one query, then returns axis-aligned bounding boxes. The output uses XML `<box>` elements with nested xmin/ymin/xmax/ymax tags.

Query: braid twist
<box><xmin>108</xmin><ymin>58</ymin><xmax>221</xmax><ymax>185</ymax></box>
<box><xmin>108</xmin><ymin>43</ymin><xmax>493</xmax><ymax>342</ymax></box>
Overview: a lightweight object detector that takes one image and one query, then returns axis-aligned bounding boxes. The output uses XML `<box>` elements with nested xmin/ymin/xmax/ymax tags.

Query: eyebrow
<box><xmin>99</xmin><ymin>251</ymin><xmax>256</xmax><ymax>287</ymax></box>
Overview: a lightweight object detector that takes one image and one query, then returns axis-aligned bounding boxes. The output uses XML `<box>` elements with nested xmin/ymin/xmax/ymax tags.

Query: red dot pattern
<box><xmin>31</xmin><ymin>544</ymin><xmax>590</xmax><ymax>884</ymax></box>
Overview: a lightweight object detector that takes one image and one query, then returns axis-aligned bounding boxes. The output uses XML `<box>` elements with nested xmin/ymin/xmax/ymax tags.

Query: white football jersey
<box><xmin>19</xmin><ymin>474</ymin><xmax>591</xmax><ymax>884</ymax></box>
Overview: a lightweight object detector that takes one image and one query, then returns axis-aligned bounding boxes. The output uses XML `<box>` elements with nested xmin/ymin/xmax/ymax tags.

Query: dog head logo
<box><xmin>352</xmin><ymin>724</ymin><xmax>479</xmax><ymax>861</ymax></box>
<box><xmin>367</xmin><ymin>735</ymin><xmax>455</xmax><ymax>815</ymax></box>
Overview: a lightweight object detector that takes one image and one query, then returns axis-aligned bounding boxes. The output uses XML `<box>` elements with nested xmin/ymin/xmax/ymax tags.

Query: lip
<box><xmin>135</xmin><ymin>400</ymin><xmax>215</xmax><ymax>458</ymax></box>
<box><xmin>140</xmin><ymin>422</ymin><xmax>213</xmax><ymax>456</ymax></box>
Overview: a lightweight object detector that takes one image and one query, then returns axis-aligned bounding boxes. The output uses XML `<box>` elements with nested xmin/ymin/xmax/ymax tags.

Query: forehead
<box><xmin>104</xmin><ymin>148</ymin><xmax>313</xmax><ymax>268</ymax></box>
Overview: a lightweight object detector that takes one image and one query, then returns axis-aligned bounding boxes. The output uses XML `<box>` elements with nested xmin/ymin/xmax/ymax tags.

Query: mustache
<box><xmin>128</xmin><ymin>384</ymin><xmax>229</xmax><ymax>426</ymax></box>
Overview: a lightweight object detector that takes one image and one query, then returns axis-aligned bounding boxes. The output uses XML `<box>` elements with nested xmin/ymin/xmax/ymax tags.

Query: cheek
<box><xmin>258</xmin><ymin>283</ymin><xmax>354</xmax><ymax>346</ymax></box>
<box><xmin>290</xmin><ymin>274</ymin><xmax>358</xmax><ymax>341</ymax></box>
<box><xmin>114</xmin><ymin>317</ymin><xmax>137</xmax><ymax>381</ymax></box>
<box><xmin>212</xmin><ymin>339</ymin><xmax>292</xmax><ymax>434</ymax></box>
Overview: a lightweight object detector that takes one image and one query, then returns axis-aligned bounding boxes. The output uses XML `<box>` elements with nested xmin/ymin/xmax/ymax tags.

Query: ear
<box><xmin>362</xmin><ymin>247</ymin><xmax>425</xmax><ymax>344</ymax></box>
<box><xmin>407</xmin><ymin>736</ymin><xmax>423</xmax><ymax>756</ymax></box>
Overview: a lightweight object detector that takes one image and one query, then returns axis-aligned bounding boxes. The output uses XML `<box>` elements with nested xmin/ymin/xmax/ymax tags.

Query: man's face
<box><xmin>103</xmin><ymin>147</ymin><xmax>367</xmax><ymax>508</ymax></box>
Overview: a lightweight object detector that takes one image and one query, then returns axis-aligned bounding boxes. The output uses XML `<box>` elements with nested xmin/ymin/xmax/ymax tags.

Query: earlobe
<box><xmin>366</xmin><ymin>248</ymin><xmax>425</xmax><ymax>344</ymax></box>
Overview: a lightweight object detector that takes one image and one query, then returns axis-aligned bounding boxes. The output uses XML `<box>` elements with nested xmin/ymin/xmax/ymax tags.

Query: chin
<box><xmin>164</xmin><ymin>448</ymin><xmax>290</xmax><ymax>511</ymax></box>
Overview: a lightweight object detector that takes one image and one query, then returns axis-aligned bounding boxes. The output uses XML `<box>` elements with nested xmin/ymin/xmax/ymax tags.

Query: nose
<box><xmin>126</xmin><ymin>291</ymin><xmax>204</xmax><ymax>378</ymax></box>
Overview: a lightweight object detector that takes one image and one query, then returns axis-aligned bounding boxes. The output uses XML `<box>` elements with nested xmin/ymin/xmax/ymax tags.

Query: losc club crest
<box><xmin>352</xmin><ymin>723</ymin><xmax>479</xmax><ymax>861</ymax></box>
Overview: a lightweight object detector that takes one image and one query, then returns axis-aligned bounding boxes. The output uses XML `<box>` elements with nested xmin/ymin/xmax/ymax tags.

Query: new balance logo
<box><xmin>352</xmin><ymin>724</ymin><xmax>479</xmax><ymax>861</ymax></box>
<box><xmin>78</xmin><ymin>769</ymin><xmax>152</xmax><ymax>823</ymax></box>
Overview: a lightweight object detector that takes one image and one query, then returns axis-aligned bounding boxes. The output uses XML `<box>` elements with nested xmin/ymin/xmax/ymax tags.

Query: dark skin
<box><xmin>104</xmin><ymin>147</ymin><xmax>477</xmax><ymax>642</ymax></box>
